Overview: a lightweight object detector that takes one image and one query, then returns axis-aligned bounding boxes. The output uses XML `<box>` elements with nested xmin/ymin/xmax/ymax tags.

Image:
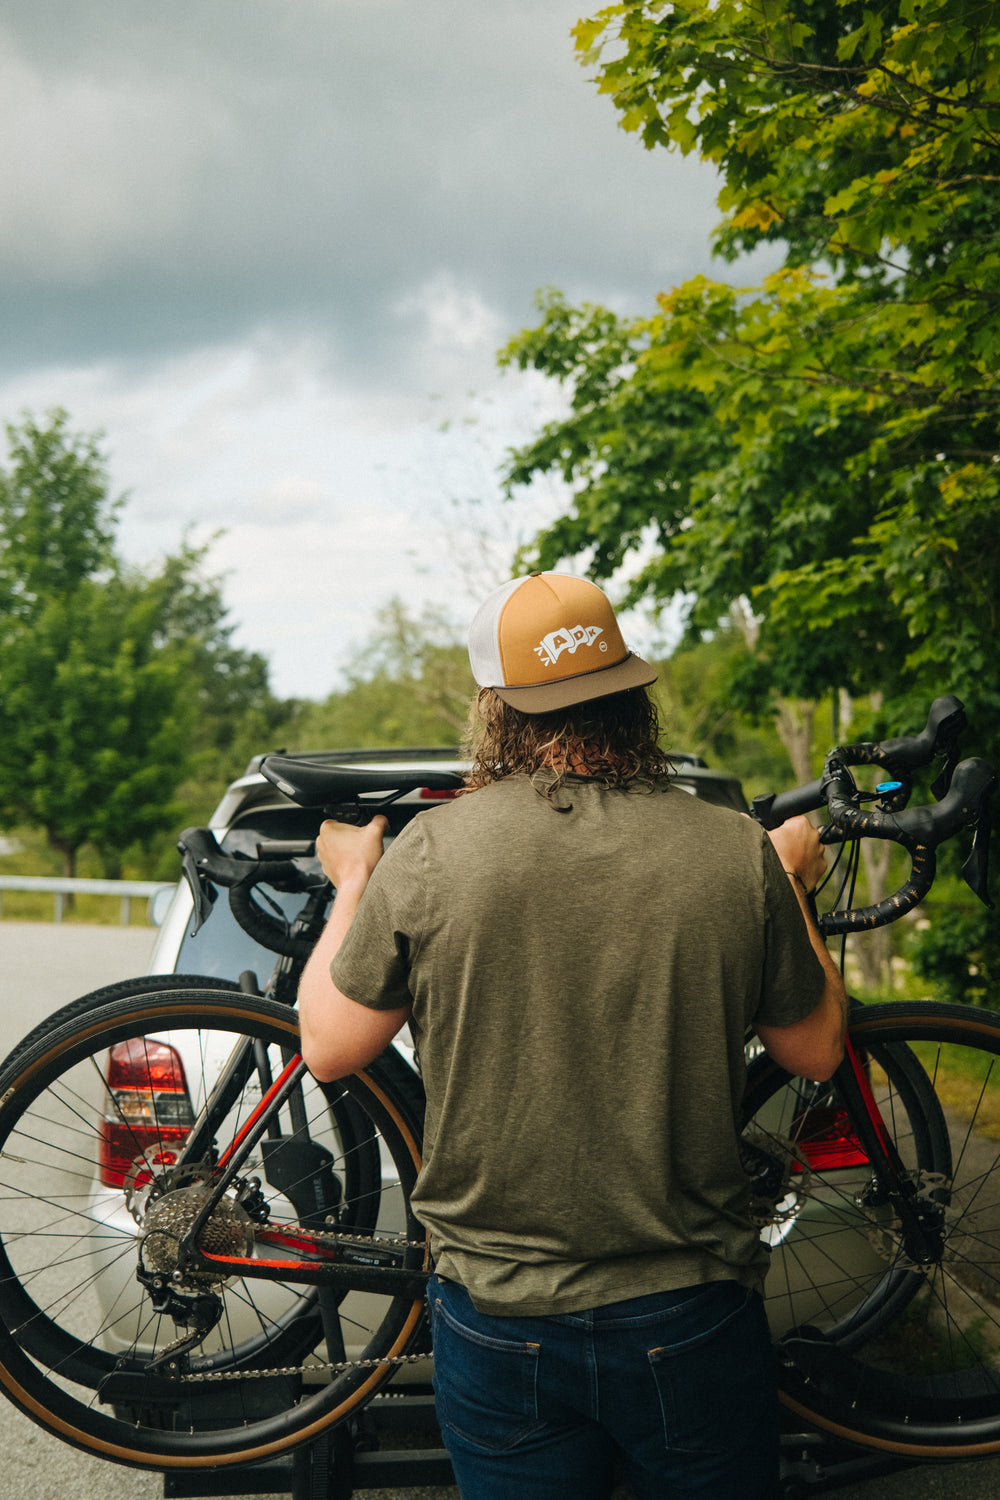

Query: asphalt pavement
<box><xmin>1</xmin><ymin>921</ymin><xmax>999</xmax><ymax>1498</ymax></box>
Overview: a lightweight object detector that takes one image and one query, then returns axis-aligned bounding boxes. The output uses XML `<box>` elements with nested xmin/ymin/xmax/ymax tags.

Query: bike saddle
<box><xmin>260</xmin><ymin>753</ymin><xmax>464</xmax><ymax>809</ymax></box>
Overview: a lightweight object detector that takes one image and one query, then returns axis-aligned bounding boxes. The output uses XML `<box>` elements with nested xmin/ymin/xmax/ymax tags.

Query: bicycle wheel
<box><xmin>0</xmin><ymin>988</ymin><xmax>427</xmax><ymax>1469</ymax></box>
<box><xmin>744</xmin><ymin>1000</ymin><xmax>1000</xmax><ymax>1457</ymax></box>
<box><xmin>0</xmin><ymin>976</ymin><xmax>366</xmax><ymax>1393</ymax></box>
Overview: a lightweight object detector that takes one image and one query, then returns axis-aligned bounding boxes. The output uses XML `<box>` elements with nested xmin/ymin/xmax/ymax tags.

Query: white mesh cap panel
<box><xmin>467</xmin><ymin>575</ymin><xmax>529</xmax><ymax>687</ymax></box>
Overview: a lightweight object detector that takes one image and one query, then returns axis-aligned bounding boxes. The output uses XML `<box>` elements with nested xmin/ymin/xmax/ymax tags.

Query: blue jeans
<box><xmin>429</xmin><ymin>1276</ymin><xmax>778</xmax><ymax>1500</ymax></box>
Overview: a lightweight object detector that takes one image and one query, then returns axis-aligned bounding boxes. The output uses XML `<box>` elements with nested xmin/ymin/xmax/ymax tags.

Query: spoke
<box><xmin>0</xmin><ymin>1000</ymin><xmax>422</xmax><ymax>1461</ymax></box>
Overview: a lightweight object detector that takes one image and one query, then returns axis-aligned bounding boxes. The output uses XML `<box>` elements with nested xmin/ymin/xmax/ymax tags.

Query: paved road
<box><xmin>1</xmin><ymin>922</ymin><xmax>999</xmax><ymax>1498</ymax></box>
<box><xmin>0</xmin><ymin>917</ymin><xmax>159</xmax><ymax>1052</ymax></box>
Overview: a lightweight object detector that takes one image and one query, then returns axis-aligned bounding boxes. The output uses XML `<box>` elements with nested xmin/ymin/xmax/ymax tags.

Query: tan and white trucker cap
<box><xmin>468</xmin><ymin>572</ymin><xmax>657</xmax><ymax>714</ymax></box>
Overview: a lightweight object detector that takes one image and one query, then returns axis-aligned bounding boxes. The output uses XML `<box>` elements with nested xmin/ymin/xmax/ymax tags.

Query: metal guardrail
<box><xmin>0</xmin><ymin>876</ymin><xmax>175</xmax><ymax>925</ymax></box>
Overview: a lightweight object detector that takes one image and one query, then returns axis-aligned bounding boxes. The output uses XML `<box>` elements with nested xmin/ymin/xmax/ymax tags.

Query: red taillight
<box><xmin>792</xmin><ymin>1105</ymin><xmax>870</xmax><ymax>1172</ymax></box>
<box><xmin>419</xmin><ymin>787</ymin><xmax>461</xmax><ymax>800</ymax></box>
<box><xmin>100</xmin><ymin>1039</ymin><xmax>195</xmax><ymax>1188</ymax></box>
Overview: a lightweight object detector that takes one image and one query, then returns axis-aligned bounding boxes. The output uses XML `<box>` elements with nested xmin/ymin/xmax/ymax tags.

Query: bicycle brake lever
<box><xmin>962</xmin><ymin>812</ymin><xmax>995</xmax><ymax>909</ymax></box>
<box><xmin>179</xmin><ymin>843</ymin><xmax>217</xmax><ymax>935</ymax></box>
<box><xmin>931</xmin><ymin>747</ymin><xmax>960</xmax><ymax>802</ymax></box>
<box><xmin>930</xmin><ymin>697</ymin><xmax>966</xmax><ymax>798</ymax></box>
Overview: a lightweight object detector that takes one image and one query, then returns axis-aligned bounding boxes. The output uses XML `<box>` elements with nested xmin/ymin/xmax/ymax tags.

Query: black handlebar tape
<box><xmin>819</xmin><ymin>844</ymin><xmax>937</xmax><ymax>936</ymax></box>
<box><xmin>889</xmin><ymin>757</ymin><xmax>995</xmax><ymax>844</ymax></box>
<box><xmin>817</xmin><ymin>757</ymin><xmax>994</xmax><ymax>936</ymax></box>
<box><xmin>824</xmin><ymin>757</ymin><xmax>993</xmax><ymax>849</ymax></box>
<box><xmin>750</xmin><ymin>698</ymin><xmax>991</xmax><ymax>937</ymax></box>
<box><xmin>750</xmin><ymin>696</ymin><xmax>968</xmax><ymax>832</ymax></box>
<box><xmin>177</xmin><ymin>826</ymin><xmax>311</xmax><ymax>892</ymax></box>
<box><xmin>750</xmin><ymin>780</ymin><xmax>827</xmax><ymax>830</ymax></box>
<box><xmin>178</xmin><ymin>826</ymin><xmax>327</xmax><ymax>957</ymax></box>
<box><xmin>227</xmin><ymin>879</ymin><xmax>317</xmax><ymax>960</ymax></box>
<box><xmin>836</xmin><ymin>694</ymin><xmax>965</xmax><ymax>773</ymax></box>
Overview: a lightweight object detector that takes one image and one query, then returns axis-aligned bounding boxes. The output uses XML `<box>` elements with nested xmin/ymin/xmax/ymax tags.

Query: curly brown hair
<box><xmin>463</xmin><ymin>686</ymin><xmax>673</xmax><ymax>792</ymax></box>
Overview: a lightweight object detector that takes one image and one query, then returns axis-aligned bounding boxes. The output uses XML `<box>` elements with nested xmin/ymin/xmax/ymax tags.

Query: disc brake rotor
<box><xmin>863</xmin><ymin>1170</ymin><xmax>953</xmax><ymax>1269</ymax></box>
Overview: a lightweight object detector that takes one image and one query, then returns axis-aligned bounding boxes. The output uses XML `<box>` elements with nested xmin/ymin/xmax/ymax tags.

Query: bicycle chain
<box><xmin>155</xmin><ymin>1225</ymin><xmax>434</xmax><ymax>1385</ymax></box>
<box><xmin>180</xmin><ymin>1348</ymin><xmax>432</xmax><ymax>1383</ymax></box>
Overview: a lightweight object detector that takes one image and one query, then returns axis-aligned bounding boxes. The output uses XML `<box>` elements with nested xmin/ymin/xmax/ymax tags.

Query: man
<box><xmin>299</xmin><ymin>572</ymin><xmax>846</xmax><ymax>1499</ymax></box>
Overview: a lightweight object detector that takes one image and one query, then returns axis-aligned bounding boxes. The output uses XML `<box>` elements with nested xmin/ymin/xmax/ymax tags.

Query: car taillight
<box><xmin>419</xmin><ymin>787</ymin><xmax>461</xmax><ymax>800</ymax></box>
<box><xmin>100</xmin><ymin>1038</ymin><xmax>195</xmax><ymax>1188</ymax></box>
<box><xmin>792</xmin><ymin>1104</ymin><xmax>870</xmax><ymax>1172</ymax></box>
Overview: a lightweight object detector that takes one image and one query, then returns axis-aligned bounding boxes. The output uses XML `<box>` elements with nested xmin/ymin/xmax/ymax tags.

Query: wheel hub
<box><xmin>744</xmin><ymin>1131</ymin><xmax>812</xmax><ymax>1240</ymax></box>
<box><xmin>862</xmin><ymin>1170</ymin><xmax>952</xmax><ymax>1268</ymax></box>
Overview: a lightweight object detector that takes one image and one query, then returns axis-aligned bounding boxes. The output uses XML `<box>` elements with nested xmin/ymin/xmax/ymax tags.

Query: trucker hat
<box><xmin>468</xmin><ymin>572</ymin><xmax>657</xmax><ymax>713</ymax></box>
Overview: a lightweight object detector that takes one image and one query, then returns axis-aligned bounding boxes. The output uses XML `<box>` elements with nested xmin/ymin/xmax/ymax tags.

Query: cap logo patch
<box><xmin>534</xmin><ymin>624</ymin><xmax>606</xmax><ymax>668</ymax></box>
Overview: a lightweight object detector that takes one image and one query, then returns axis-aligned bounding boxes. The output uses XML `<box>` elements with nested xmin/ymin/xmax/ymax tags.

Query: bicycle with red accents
<box><xmin>745</xmin><ymin>696</ymin><xmax>1000</xmax><ymax>1460</ymax></box>
<box><xmin>0</xmin><ymin>700</ymin><xmax>997</xmax><ymax>1468</ymax></box>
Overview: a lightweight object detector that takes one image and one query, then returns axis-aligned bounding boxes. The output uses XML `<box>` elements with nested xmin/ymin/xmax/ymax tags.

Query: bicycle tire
<box><xmin>1</xmin><ymin>972</ymin><xmax>427</xmax><ymax>1393</ymax></box>
<box><xmin>0</xmin><ymin>988</ymin><xmax>427</xmax><ymax>1469</ymax></box>
<box><xmin>745</xmin><ymin>1000</ymin><xmax>1000</xmax><ymax>1457</ymax></box>
<box><xmin>0</xmin><ymin>973</ymin><xmax>244</xmax><ymax>1071</ymax></box>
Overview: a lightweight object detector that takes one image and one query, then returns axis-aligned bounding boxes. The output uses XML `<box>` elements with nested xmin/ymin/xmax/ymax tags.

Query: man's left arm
<box><xmin>298</xmin><ymin>816</ymin><xmax>412</xmax><ymax>1083</ymax></box>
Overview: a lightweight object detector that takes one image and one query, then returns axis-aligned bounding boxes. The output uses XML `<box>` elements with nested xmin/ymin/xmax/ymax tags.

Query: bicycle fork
<box><xmin>832</xmin><ymin>1035</ymin><xmax>948</xmax><ymax>1267</ymax></box>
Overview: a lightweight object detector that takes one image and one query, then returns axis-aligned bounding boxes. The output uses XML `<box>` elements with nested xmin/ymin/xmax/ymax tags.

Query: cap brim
<box><xmin>493</xmin><ymin>652</ymin><xmax>658</xmax><ymax>714</ymax></box>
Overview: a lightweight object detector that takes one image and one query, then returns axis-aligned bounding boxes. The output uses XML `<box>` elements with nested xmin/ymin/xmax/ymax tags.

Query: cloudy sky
<box><xmin>1</xmin><ymin>0</ymin><xmax>765</xmax><ymax>700</ymax></box>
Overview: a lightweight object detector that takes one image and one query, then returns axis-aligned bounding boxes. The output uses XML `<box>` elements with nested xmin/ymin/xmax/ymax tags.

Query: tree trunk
<box><xmin>54</xmin><ymin>840</ymin><xmax>78</xmax><ymax>914</ymax></box>
<box><xmin>830</xmin><ymin>693</ymin><xmax>892</xmax><ymax>991</ymax></box>
<box><xmin>848</xmin><ymin>840</ymin><xmax>893</xmax><ymax>992</ymax></box>
<box><xmin>728</xmin><ymin>600</ymin><xmax>818</xmax><ymax>791</ymax></box>
<box><xmin>774</xmin><ymin>698</ymin><xmax>817</xmax><ymax>789</ymax></box>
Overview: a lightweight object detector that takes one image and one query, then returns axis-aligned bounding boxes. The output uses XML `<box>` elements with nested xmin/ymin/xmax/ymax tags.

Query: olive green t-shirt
<box><xmin>332</xmin><ymin>772</ymin><xmax>825</xmax><ymax>1315</ymax></box>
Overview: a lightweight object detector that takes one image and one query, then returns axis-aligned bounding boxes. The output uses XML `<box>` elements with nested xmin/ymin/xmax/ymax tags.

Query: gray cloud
<box><xmin>0</xmin><ymin>0</ymin><xmax>724</xmax><ymax>384</ymax></box>
<box><xmin>0</xmin><ymin>0</ymin><xmax>762</xmax><ymax>696</ymax></box>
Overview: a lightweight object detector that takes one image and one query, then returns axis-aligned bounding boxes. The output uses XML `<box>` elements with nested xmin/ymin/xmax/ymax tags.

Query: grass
<box><xmin>865</xmin><ymin>1289</ymin><xmax>997</xmax><ymax>1377</ymax></box>
<box><xmin>0</xmin><ymin>890</ymin><xmax>160</xmax><ymax>927</ymax></box>
<box><xmin>850</xmin><ymin>965</ymin><xmax>1000</xmax><ymax>1134</ymax></box>
<box><xmin>905</xmin><ymin>1039</ymin><xmax>1000</xmax><ymax>1139</ymax></box>
<box><xmin>0</xmin><ymin>826</ymin><xmax>171</xmax><ymax>927</ymax></box>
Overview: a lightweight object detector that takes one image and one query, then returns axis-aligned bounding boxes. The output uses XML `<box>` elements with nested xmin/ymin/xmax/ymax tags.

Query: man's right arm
<box><xmin>755</xmin><ymin>816</ymin><xmax>848</xmax><ymax>1082</ymax></box>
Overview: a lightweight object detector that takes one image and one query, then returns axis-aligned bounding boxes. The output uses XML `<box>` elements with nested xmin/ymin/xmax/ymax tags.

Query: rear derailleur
<box><xmin>128</xmin><ymin>1156</ymin><xmax>267</xmax><ymax>1368</ymax></box>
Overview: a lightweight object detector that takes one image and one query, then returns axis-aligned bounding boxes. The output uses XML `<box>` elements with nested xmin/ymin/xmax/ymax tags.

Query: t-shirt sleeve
<box><xmin>330</xmin><ymin>821</ymin><xmax>425</xmax><ymax>1012</ymax></box>
<box><xmin>753</xmin><ymin>833</ymin><xmax>829</xmax><ymax>1029</ymax></box>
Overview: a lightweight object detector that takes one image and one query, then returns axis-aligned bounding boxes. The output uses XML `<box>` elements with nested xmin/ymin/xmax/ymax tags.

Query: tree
<box><xmin>0</xmin><ymin>411</ymin><xmax>287</xmax><ymax>879</ymax></box>
<box><xmin>498</xmin><ymin>0</ymin><xmax>1000</xmax><ymax>746</ymax></box>
<box><xmin>285</xmin><ymin>600</ymin><xmax>475</xmax><ymax>752</ymax></box>
<box><xmin>653</xmin><ymin>619</ymin><xmax>793</xmax><ymax>794</ymax></box>
<box><xmin>0</xmin><ymin>578</ymin><xmax>191</xmax><ymax>878</ymax></box>
<box><xmin>497</xmin><ymin>2</ymin><xmax>1000</xmax><ymax>996</ymax></box>
<box><xmin>498</xmin><ymin>287</ymin><xmax>887</xmax><ymax>776</ymax></box>
<box><xmin>578</xmin><ymin>0</ymin><xmax>999</xmax><ymax>271</ymax></box>
<box><xmin>0</xmin><ymin>409</ymin><xmax>119</xmax><ymax>617</ymax></box>
<box><xmin>149</xmin><ymin>541</ymin><xmax>295</xmax><ymax>841</ymax></box>
<box><xmin>556</xmin><ymin>0</ymin><xmax>1000</xmax><ymax>730</ymax></box>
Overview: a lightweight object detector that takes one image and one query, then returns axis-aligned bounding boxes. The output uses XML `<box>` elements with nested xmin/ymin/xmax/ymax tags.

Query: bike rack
<box><xmin>159</xmin><ymin>1399</ymin><xmax>931</xmax><ymax>1498</ymax></box>
<box><xmin>162</xmin><ymin>1386</ymin><xmax>454</xmax><ymax>1500</ymax></box>
<box><xmin>778</xmin><ymin>1430</ymin><xmax>924</xmax><ymax>1496</ymax></box>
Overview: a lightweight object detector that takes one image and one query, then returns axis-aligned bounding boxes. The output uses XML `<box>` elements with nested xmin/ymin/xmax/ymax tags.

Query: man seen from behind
<box><xmin>299</xmin><ymin>572</ymin><xmax>847</xmax><ymax>1499</ymax></box>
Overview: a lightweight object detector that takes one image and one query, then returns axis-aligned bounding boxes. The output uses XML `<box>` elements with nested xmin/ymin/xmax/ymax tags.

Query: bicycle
<box><xmin>0</xmin><ymin>701</ymin><xmax>995</xmax><ymax>1470</ymax></box>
